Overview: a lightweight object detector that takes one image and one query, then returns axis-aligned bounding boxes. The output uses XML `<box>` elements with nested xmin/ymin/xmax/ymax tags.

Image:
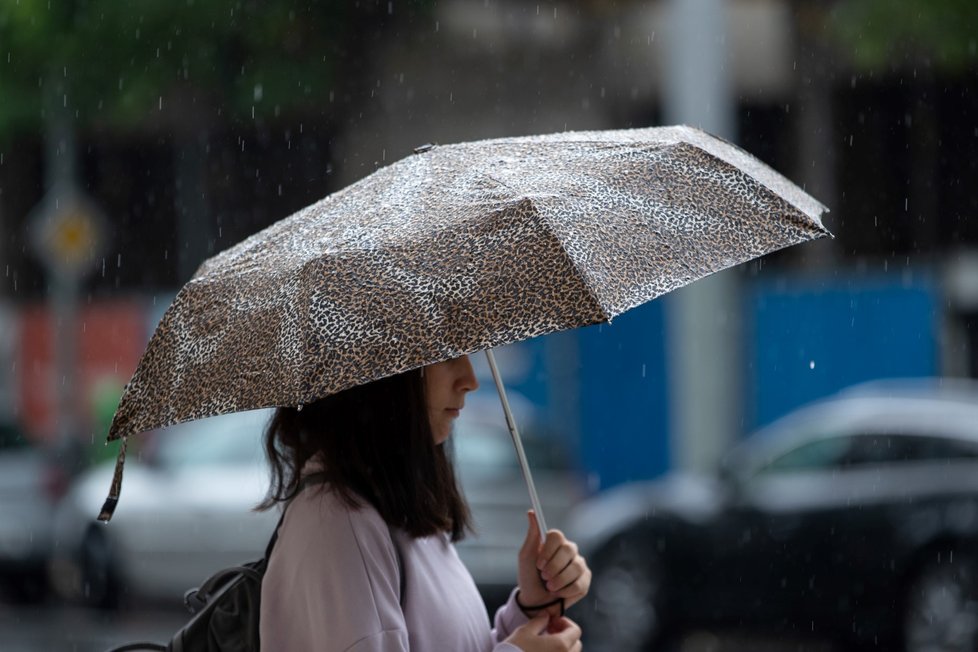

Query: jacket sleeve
<box><xmin>490</xmin><ymin>588</ymin><xmax>530</xmax><ymax>650</ymax></box>
<box><xmin>260</xmin><ymin>497</ymin><xmax>408</xmax><ymax>652</ymax></box>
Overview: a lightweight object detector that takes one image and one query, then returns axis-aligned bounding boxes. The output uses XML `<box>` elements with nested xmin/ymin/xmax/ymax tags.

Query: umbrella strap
<box><xmin>97</xmin><ymin>435</ymin><xmax>129</xmax><ymax>522</ymax></box>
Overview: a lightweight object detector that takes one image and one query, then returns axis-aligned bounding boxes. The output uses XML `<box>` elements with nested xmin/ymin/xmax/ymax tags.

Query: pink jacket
<box><xmin>260</xmin><ymin>486</ymin><xmax>527</xmax><ymax>651</ymax></box>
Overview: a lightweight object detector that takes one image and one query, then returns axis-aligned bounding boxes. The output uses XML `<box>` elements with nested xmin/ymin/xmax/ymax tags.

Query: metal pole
<box><xmin>663</xmin><ymin>0</ymin><xmax>741</xmax><ymax>474</ymax></box>
<box><xmin>484</xmin><ymin>349</ymin><xmax>548</xmax><ymax>543</ymax></box>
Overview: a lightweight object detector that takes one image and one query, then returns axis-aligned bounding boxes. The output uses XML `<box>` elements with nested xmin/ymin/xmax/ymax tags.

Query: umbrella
<box><xmin>98</xmin><ymin>125</ymin><xmax>830</xmax><ymax>525</ymax></box>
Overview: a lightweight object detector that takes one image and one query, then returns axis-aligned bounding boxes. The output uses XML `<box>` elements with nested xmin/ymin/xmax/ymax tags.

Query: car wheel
<box><xmin>578</xmin><ymin>533</ymin><xmax>668</xmax><ymax>652</ymax></box>
<box><xmin>902</xmin><ymin>550</ymin><xmax>978</xmax><ymax>652</ymax></box>
<box><xmin>79</xmin><ymin>527</ymin><xmax>121</xmax><ymax>610</ymax></box>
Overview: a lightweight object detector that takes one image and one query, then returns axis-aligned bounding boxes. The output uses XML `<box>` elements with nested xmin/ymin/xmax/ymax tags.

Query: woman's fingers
<box><xmin>553</xmin><ymin>617</ymin><xmax>583</xmax><ymax>649</ymax></box>
<box><xmin>537</xmin><ymin>532</ymin><xmax>577</xmax><ymax>572</ymax></box>
<box><xmin>544</xmin><ymin>557</ymin><xmax>592</xmax><ymax>598</ymax></box>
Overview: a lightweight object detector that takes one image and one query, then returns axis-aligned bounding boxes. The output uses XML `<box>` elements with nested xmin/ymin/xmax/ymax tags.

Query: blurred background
<box><xmin>1</xmin><ymin>1</ymin><xmax>977</xmax><ymax>650</ymax></box>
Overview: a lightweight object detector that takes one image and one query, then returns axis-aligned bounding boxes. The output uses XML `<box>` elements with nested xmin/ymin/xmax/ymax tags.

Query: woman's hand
<box><xmin>516</xmin><ymin>510</ymin><xmax>591</xmax><ymax>617</ymax></box>
<box><xmin>504</xmin><ymin>613</ymin><xmax>583</xmax><ymax>652</ymax></box>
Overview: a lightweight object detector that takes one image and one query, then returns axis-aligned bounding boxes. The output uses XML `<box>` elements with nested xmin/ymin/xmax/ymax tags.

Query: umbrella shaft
<box><xmin>484</xmin><ymin>349</ymin><xmax>548</xmax><ymax>543</ymax></box>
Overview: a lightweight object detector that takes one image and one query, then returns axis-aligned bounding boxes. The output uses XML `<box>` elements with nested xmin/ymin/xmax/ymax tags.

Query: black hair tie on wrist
<box><xmin>515</xmin><ymin>590</ymin><xmax>566</xmax><ymax>617</ymax></box>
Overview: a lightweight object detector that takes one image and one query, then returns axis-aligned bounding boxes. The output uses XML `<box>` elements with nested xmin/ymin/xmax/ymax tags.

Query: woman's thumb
<box><xmin>521</xmin><ymin>510</ymin><xmax>541</xmax><ymax>554</ymax></box>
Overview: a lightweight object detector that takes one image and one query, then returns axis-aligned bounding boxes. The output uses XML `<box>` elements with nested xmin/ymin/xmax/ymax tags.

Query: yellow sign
<box><xmin>29</xmin><ymin>186</ymin><xmax>107</xmax><ymax>279</ymax></box>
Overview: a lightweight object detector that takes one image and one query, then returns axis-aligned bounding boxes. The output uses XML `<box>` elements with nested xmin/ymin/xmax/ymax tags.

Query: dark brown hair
<box><xmin>258</xmin><ymin>368</ymin><xmax>472</xmax><ymax>542</ymax></box>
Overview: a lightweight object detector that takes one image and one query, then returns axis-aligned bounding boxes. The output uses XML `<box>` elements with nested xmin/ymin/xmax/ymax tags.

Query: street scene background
<box><xmin>1</xmin><ymin>1</ymin><xmax>977</xmax><ymax>650</ymax></box>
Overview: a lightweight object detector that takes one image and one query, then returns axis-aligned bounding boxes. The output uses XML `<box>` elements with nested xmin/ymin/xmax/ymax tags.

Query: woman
<box><xmin>258</xmin><ymin>354</ymin><xmax>591</xmax><ymax>651</ymax></box>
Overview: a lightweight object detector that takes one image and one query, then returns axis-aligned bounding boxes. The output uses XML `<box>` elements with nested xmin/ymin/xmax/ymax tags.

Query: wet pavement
<box><xmin>0</xmin><ymin>602</ymin><xmax>186</xmax><ymax>652</ymax></box>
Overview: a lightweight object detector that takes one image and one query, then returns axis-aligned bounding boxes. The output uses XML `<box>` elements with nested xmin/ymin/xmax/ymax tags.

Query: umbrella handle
<box><xmin>484</xmin><ymin>349</ymin><xmax>548</xmax><ymax>544</ymax></box>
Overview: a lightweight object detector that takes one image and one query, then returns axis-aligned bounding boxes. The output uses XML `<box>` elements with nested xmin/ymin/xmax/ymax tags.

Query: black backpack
<box><xmin>106</xmin><ymin>477</ymin><xmax>404</xmax><ymax>652</ymax></box>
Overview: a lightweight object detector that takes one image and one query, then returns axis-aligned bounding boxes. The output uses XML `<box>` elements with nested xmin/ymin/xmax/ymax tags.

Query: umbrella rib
<box><xmin>532</xmin><ymin>204</ymin><xmax>613</xmax><ymax>323</ymax></box>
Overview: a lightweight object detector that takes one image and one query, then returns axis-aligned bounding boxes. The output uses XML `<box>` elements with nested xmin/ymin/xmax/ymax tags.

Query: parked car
<box><xmin>567</xmin><ymin>379</ymin><xmax>978</xmax><ymax>652</ymax></box>
<box><xmin>51</xmin><ymin>393</ymin><xmax>584</xmax><ymax>608</ymax></box>
<box><xmin>0</xmin><ymin>420</ymin><xmax>69</xmax><ymax>603</ymax></box>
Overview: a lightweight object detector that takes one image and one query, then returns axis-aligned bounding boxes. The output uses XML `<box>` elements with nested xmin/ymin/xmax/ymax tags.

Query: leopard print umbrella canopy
<box><xmin>98</xmin><ymin>125</ymin><xmax>829</xmax><ymax>520</ymax></box>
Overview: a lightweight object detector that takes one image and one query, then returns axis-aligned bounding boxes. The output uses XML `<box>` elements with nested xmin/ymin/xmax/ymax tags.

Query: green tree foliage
<box><xmin>829</xmin><ymin>0</ymin><xmax>978</xmax><ymax>73</ymax></box>
<box><xmin>0</xmin><ymin>0</ymin><xmax>431</xmax><ymax>137</ymax></box>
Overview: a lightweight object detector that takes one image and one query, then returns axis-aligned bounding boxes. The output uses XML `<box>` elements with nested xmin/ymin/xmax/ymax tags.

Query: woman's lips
<box><xmin>445</xmin><ymin>408</ymin><xmax>461</xmax><ymax>417</ymax></box>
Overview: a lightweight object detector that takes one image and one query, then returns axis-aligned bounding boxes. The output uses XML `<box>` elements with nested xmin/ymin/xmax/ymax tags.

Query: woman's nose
<box><xmin>457</xmin><ymin>355</ymin><xmax>479</xmax><ymax>392</ymax></box>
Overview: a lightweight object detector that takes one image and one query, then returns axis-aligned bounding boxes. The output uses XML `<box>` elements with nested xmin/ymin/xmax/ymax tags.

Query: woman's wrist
<box><xmin>514</xmin><ymin>589</ymin><xmax>564</xmax><ymax>617</ymax></box>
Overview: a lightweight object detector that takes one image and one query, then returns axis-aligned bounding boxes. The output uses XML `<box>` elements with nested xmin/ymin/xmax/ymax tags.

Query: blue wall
<box><xmin>747</xmin><ymin>274</ymin><xmax>940</xmax><ymax>430</ymax></box>
<box><xmin>572</xmin><ymin>301</ymin><xmax>671</xmax><ymax>489</ymax></box>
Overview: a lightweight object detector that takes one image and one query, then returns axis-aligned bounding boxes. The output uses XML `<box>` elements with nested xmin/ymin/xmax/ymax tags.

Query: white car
<box><xmin>51</xmin><ymin>396</ymin><xmax>584</xmax><ymax>608</ymax></box>
<box><xmin>50</xmin><ymin>409</ymin><xmax>277</xmax><ymax>607</ymax></box>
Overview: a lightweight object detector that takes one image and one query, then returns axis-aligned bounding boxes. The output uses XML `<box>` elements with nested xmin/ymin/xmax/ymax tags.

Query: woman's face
<box><xmin>424</xmin><ymin>355</ymin><xmax>479</xmax><ymax>444</ymax></box>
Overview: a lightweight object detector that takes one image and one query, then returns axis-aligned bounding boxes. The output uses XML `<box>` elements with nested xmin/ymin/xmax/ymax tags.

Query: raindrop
<box><xmin>809</xmin><ymin>360</ymin><xmax>815</xmax><ymax>370</ymax></box>
<box><xmin>297</xmin><ymin>404</ymin><xmax>304</xmax><ymax>412</ymax></box>
<box><xmin>641</xmin><ymin>364</ymin><xmax>646</xmax><ymax>378</ymax></box>
<box><xmin>117</xmin><ymin>254</ymin><xmax>122</xmax><ymax>268</ymax></box>
<box><xmin>101</xmin><ymin>258</ymin><xmax>106</xmax><ymax>277</ymax></box>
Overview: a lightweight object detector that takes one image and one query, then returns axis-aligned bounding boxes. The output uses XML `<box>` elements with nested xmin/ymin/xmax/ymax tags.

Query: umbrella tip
<box><xmin>413</xmin><ymin>143</ymin><xmax>435</xmax><ymax>154</ymax></box>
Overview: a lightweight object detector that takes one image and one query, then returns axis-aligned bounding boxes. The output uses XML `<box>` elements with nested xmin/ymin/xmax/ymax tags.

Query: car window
<box><xmin>756</xmin><ymin>436</ymin><xmax>853</xmax><ymax>474</ymax></box>
<box><xmin>913</xmin><ymin>436</ymin><xmax>978</xmax><ymax>460</ymax></box>
<box><xmin>842</xmin><ymin>434</ymin><xmax>918</xmax><ymax>465</ymax></box>
<box><xmin>846</xmin><ymin>434</ymin><xmax>978</xmax><ymax>465</ymax></box>
<box><xmin>759</xmin><ymin>433</ymin><xmax>978</xmax><ymax>475</ymax></box>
